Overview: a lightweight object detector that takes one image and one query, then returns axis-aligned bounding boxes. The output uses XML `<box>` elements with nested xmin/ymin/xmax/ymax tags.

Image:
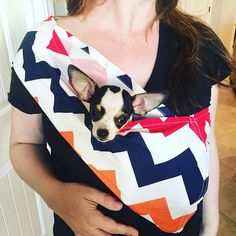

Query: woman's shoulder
<box><xmin>55</xmin><ymin>15</ymin><xmax>82</xmax><ymax>32</ymax></box>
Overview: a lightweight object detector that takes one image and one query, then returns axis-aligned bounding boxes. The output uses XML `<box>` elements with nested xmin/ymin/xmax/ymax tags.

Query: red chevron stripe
<box><xmin>47</xmin><ymin>30</ymin><xmax>69</xmax><ymax>56</ymax></box>
<box><xmin>66</xmin><ymin>31</ymin><xmax>73</xmax><ymax>38</ymax></box>
<box><xmin>120</xmin><ymin>108</ymin><xmax>210</xmax><ymax>144</ymax></box>
<box><xmin>44</xmin><ymin>16</ymin><xmax>53</xmax><ymax>22</ymax></box>
<box><xmin>189</xmin><ymin>108</ymin><xmax>210</xmax><ymax>144</ymax></box>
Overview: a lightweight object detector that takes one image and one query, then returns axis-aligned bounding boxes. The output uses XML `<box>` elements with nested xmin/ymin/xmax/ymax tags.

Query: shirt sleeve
<box><xmin>199</xmin><ymin>34</ymin><xmax>232</xmax><ymax>86</ymax></box>
<box><xmin>8</xmin><ymin>68</ymin><xmax>41</xmax><ymax>114</ymax></box>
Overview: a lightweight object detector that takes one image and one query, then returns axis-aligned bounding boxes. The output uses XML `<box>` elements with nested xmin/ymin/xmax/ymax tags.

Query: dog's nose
<box><xmin>97</xmin><ymin>129</ymin><xmax>109</xmax><ymax>139</ymax></box>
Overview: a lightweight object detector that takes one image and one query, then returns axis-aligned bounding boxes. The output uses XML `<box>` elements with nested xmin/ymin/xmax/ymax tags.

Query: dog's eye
<box><xmin>91</xmin><ymin>108</ymin><xmax>100</xmax><ymax>117</ymax></box>
<box><xmin>115</xmin><ymin>114</ymin><xmax>129</xmax><ymax>128</ymax></box>
<box><xmin>90</xmin><ymin>106</ymin><xmax>105</xmax><ymax>121</ymax></box>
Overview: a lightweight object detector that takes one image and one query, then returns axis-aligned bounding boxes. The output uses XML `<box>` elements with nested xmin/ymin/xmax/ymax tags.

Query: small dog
<box><xmin>68</xmin><ymin>64</ymin><xmax>168</xmax><ymax>142</ymax></box>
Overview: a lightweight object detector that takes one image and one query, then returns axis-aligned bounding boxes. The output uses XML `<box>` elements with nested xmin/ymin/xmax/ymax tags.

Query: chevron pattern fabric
<box><xmin>13</xmin><ymin>17</ymin><xmax>211</xmax><ymax>233</ymax></box>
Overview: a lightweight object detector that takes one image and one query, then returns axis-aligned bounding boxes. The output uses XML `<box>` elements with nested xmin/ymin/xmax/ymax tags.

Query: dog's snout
<box><xmin>97</xmin><ymin>129</ymin><xmax>109</xmax><ymax>139</ymax></box>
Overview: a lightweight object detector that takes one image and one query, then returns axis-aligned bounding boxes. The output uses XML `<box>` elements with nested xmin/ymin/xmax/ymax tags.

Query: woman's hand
<box><xmin>47</xmin><ymin>182</ymin><xmax>139</xmax><ymax>236</ymax></box>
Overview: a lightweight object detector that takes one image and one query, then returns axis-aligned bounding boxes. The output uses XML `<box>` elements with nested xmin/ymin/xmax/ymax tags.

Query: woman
<box><xmin>8</xmin><ymin>0</ymin><xmax>234</xmax><ymax>235</ymax></box>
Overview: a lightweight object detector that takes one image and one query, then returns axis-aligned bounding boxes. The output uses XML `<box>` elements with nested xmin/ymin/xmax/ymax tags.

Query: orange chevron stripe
<box><xmin>129</xmin><ymin>198</ymin><xmax>194</xmax><ymax>233</ymax></box>
<box><xmin>34</xmin><ymin>96</ymin><xmax>39</xmax><ymax>104</ymax></box>
<box><xmin>87</xmin><ymin>164</ymin><xmax>193</xmax><ymax>232</ymax></box>
<box><xmin>60</xmin><ymin>131</ymin><xmax>74</xmax><ymax>149</ymax></box>
<box><xmin>59</xmin><ymin>132</ymin><xmax>193</xmax><ymax>233</ymax></box>
<box><xmin>89</xmin><ymin>165</ymin><xmax>121</xmax><ymax>199</ymax></box>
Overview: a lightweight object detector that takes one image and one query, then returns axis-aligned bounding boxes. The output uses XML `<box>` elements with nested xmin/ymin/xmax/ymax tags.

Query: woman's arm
<box><xmin>10</xmin><ymin>107</ymin><xmax>138</xmax><ymax>236</ymax></box>
<box><xmin>200</xmin><ymin>85</ymin><xmax>220</xmax><ymax>236</ymax></box>
<box><xmin>9</xmin><ymin>107</ymin><xmax>60</xmax><ymax>201</ymax></box>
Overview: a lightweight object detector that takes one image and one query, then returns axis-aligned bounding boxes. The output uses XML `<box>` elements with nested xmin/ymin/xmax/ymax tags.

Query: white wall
<box><xmin>53</xmin><ymin>0</ymin><xmax>67</xmax><ymax>16</ymax></box>
<box><xmin>0</xmin><ymin>0</ymin><xmax>49</xmax><ymax>166</ymax></box>
<box><xmin>211</xmin><ymin>0</ymin><xmax>236</xmax><ymax>52</ymax></box>
<box><xmin>0</xmin><ymin>1</ymin><xmax>54</xmax><ymax>235</ymax></box>
<box><xmin>0</xmin><ymin>111</ymin><xmax>11</xmax><ymax>166</ymax></box>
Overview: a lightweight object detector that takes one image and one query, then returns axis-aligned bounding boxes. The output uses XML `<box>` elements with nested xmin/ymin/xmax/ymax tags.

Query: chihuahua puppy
<box><xmin>68</xmin><ymin>64</ymin><xmax>168</xmax><ymax>142</ymax></box>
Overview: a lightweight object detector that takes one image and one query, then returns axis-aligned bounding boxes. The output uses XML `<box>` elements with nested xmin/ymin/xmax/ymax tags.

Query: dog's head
<box><xmin>68</xmin><ymin>64</ymin><xmax>168</xmax><ymax>142</ymax></box>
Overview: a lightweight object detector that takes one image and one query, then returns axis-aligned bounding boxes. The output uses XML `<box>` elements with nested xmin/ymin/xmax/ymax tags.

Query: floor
<box><xmin>216</xmin><ymin>84</ymin><xmax>236</xmax><ymax>236</ymax></box>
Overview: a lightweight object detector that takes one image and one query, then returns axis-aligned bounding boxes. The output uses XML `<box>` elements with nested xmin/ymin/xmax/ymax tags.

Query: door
<box><xmin>0</xmin><ymin>0</ymin><xmax>53</xmax><ymax>235</ymax></box>
<box><xmin>178</xmin><ymin>0</ymin><xmax>214</xmax><ymax>24</ymax></box>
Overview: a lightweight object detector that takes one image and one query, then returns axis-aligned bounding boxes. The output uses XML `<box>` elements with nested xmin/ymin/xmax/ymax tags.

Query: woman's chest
<box><xmin>84</xmin><ymin>33</ymin><xmax>159</xmax><ymax>87</ymax></box>
<box><xmin>59</xmin><ymin>22</ymin><xmax>159</xmax><ymax>88</ymax></box>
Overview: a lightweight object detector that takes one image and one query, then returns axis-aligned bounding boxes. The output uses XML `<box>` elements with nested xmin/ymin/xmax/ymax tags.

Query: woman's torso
<box><xmin>10</xmin><ymin>15</ymin><xmax>231</xmax><ymax>235</ymax></box>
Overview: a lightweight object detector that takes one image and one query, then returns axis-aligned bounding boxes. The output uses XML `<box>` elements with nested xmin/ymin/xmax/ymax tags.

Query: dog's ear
<box><xmin>132</xmin><ymin>92</ymin><xmax>169</xmax><ymax>115</ymax></box>
<box><xmin>68</xmin><ymin>64</ymin><xmax>97</xmax><ymax>101</ymax></box>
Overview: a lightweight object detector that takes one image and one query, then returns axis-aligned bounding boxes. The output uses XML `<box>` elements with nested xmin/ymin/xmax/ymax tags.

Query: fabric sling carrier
<box><xmin>13</xmin><ymin>17</ymin><xmax>211</xmax><ymax>233</ymax></box>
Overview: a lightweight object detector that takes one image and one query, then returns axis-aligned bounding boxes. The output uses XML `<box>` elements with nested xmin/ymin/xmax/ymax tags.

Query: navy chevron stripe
<box><xmin>81</xmin><ymin>46</ymin><xmax>90</xmax><ymax>54</ymax></box>
<box><xmin>19</xmin><ymin>32</ymin><xmax>60</xmax><ymax>82</ymax></box>
<box><xmin>20</xmin><ymin>31</ymin><xmax>91</xmax><ymax>121</ymax></box>
<box><xmin>92</xmin><ymin>133</ymin><xmax>208</xmax><ymax>204</ymax></box>
<box><xmin>117</xmin><ymin>75</ymin><xmax>133</xmax><ymax>90</ymax></box>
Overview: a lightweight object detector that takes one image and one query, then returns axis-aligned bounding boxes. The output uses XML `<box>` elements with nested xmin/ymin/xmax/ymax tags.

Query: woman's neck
<box><xmin>84</xmin><ymin>0</ymin><xmax>157</xmax><ymax>36</ymax></box>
